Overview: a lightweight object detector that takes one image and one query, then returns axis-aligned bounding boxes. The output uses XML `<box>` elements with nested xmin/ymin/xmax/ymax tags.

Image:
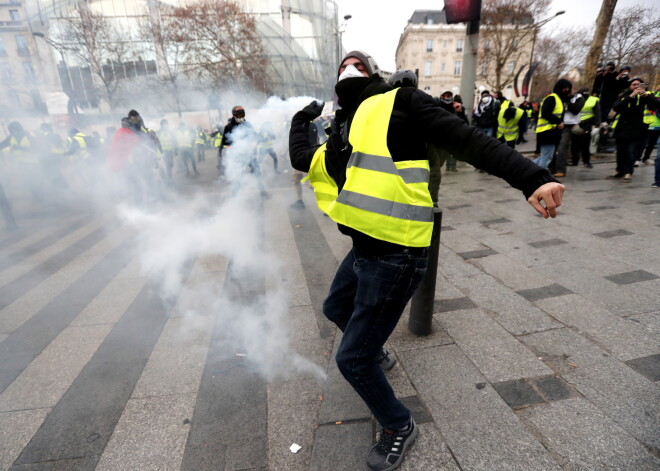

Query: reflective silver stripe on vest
<box><xmin>347</xmin><ymin>152</ymin><xmax>430</xmax><ymax>184</ymax></box>
<box><xmin>336</xmin><ymin>190</ymin><xmax>433</xmax><ymax>222</ymax></box>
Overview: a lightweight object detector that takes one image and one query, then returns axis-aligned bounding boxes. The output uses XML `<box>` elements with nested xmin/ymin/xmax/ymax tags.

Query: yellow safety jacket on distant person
<box><xmin>307</xmin><ymin>89</ymin><xmax>434</xmax><ymax>247</ymax></box>
<box><xmin>580</xmin><ymin>96</ymin><xmax>600</xmax><ymax>122</ymax></box>
<box><xmin>9</xmin><ymin>135</ymin><xmax>38</xmax><ymax>163</ymax></box>
<box><xmin>496</xmin><ymin>101</ymin><xmax>524</xmax><ymax>142</ymax></box>
<box><xmin>69</xmin><ymin>133</ymin><xmax>91</xmax><ymax>160</ymax></box>
<box><xmin>536</xmin><ymin>93</ymin><xmax>563</xmax><ymax>133</ymax></box>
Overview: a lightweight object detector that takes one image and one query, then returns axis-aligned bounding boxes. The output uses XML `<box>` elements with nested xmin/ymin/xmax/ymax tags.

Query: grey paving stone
<box><xmin>400</xmin><ymin>395</ymin><xmax>433</xmax><ymax>424</ymax></box>
<box><xmin>458</xmin><ymin>248</ymin><xmax>499</xmax><ymax>259</ymax></box>
<box><xmin>534</xmin><ymin>295</ymin><xmax>659</xmax><ymax>361</ymax></box>
<box><xmin>584</xmin><ymin>189</ymin><xmax>609</xmax><ymax>193</ymax></box>
<box><xmin>625</xmin><ymin>354</ymin><xmax>660</xmax><ymax>382</ymax></box>
<box><xmin>521</xmin><ymin>398</ymin><xmax>660</xmax><ymax>471</ymax></box>
<box><xmin>446</xmin><ymin>203</ymin><xmax>472</xmax><ymax>209</ymax></box>
<box><xmin>528</xmin><ymin>238</ymin><xmax>568</xmax><ymax>248</ymax></box>
<box><xmin>480</xmin><ymin>218</ymin><xmax>511</xmax><ymax>226</ymax></box>
<box><xmin>593</xmin><ymin>229</ymin><xmax>634</xmax><ymax>238</ymax></box>
<box><xmin>464</xmin><ymin>189</ymin><xmax>485</xmax><ymax>193</ymax></box>
<box><xmin>10</xmin><ymin>457</ymin><xmax>97</xmax><ymax>470</ymax></box>
<box><xmin>318</xmin><ymin>331</ymin><xmax>371</xmax><ymax>424</ymax></box>
<box><xmin>530</xmin><ymin>375</ymin><xmax>574</xmax><ymax>402</ymax></box>
<box><xmin>309</xmin><ymin>422</ymin><xmax>373</xmax><ymax>471</ymax></box>
<box><xmin>604</xmin><ymin>270</ymin><xmax>659</xmax><ymax>285</ymax></box>
<box><xmin>639</xmin><ymin>199</ymin><xmax>660</xmax><ymax>205</ymax></box>
<box><xmin>0</xmin><ymin>324</ymin><xmax>113</xmax><ymax>411</ymax></box>
<box><xmin>387</xmin><ymin>307</ymin><xmax>454</xmax><ymax>353</ymax></box>
<box><xmin>267</xmin><ymin>378</ymin><xmax>322</xmax><ymax>471</ymax></box>
<box><xmin>493</xmin><ymin>379</ymin><xmax>544</xmax><ymax>408</ymax></box>
<box><xmin>95</xmin><ymin>393</ymin><xmax>196</xmax><ymax>471</ymax></box>
<box><xmin>517</xmin><ymin>283</ymin><xmax>573</xmax><ymax>302</ymax></box>
<box><xmin>441</xmin><ymin>230</ymin><xmax>487</xmax><ymax>252</ymax></box>
<box><xmin>438</xmin><ymin>309</ymin><xmax>552</xmax><ymax>383</ymax></box>
<box><xmin>438</xmin><ymin>246</ymin><xmax>482</xmax><ymax>279</ymax></box>
<box><xmin>469</xmin><ymin>254</ymin><xmax>550</xmax><ymax>291</ymax></box>
<box><xmin>588</xmin><ymin>205</ymin><xmax>617</xmax><ymax>211</ymax></box>
<box><xmin>434</xmin><ymin>296</ymin><xmax>477</xmax><ymax>312</ymax></box>
<box><xmin>521</xmin><ymin>328</ymin><xmax>660</xmax><ymax>451</ymax></box>
<box><xmin>453</xmin><ymin>273</ymin><xmax>562</xmax><ymax>335</ymax></box>
<box><xmin>397</xmin><ymin>422</ymin><xmax>461</xmax><ymax>471</ymax></box>
<box><xmin>0</xmin><ymin>409</ymin><xmax>50</xmax><ymax>470</ymax></box>
<box><xmin>441</xmin><ymin>225</ymin><xmax>455</xmax><ymax>231</ymax></box>
<box><xmin>494</xmin><ymin>198</ymin><xmax>518</xmax><ymax>203</ymax></box>
<box><xmin>400</xmin><ymin>345</ymin><xmax>562</xmax><ymax>471</ymax></box>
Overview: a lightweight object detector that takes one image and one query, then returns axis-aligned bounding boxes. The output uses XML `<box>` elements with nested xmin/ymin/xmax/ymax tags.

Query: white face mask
<box><xmin>337</xmin><ymin>64</ymin><xmax>365</xmax><ymax>82</ymax></box>
<box><xmin>235</xmin><ymin>117</ymin><xmax>245</xmax><ymax>123</ymax></box>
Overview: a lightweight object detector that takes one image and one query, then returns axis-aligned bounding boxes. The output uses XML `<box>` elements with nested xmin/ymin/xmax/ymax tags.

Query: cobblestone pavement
<box><xmin>0</xmin><ymin>148</ymin><xmax>658</xmax><ymax>471</ymax></box>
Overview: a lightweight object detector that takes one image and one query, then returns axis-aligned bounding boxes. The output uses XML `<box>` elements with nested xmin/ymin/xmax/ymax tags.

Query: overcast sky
<box><xmin>335</xmin><ymin>0</ymin><xmax>645</xmax><ymax>71</ymax></box>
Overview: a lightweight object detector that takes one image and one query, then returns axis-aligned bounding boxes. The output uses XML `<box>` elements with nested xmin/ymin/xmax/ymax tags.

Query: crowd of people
<box><xmin>0</xmin><ymin>107</ymin><xmax>287</xmax><ymax>218</ymax></box>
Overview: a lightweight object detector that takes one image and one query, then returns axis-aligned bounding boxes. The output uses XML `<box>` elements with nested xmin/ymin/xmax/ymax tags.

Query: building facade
<box><xmin>395</xmin><ymin>10</ymin><xmax>532</xmax><ymax>104</ymax></box>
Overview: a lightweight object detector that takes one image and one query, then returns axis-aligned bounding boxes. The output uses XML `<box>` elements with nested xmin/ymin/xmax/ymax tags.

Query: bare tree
<box><xmin>138</xmin><ymin>1</ymin><xmax>186</xmax><ymax>116</ymax></box>
<box><xmin>479</xmin><ymin>0</ymin><xmax>551</xmax><ymax>91</ymax></box>
<box><xmin>170</xmin><ymin>0</ymin><xmax>269</xmax><ymax>92</ymax></box>
<box><xmin>54</xmin><ymin>4</ymin><xmax>131</xmax><ymax>110</ymax></box>
<box><xmin>531</xmin><ymin>28</ymin><xmax>591</xmax><ymax>99</ymax></box>
<box><xmin>583</xmin><ymin>0</ymin><xmax>618</xmax><ymax>88</ymax></box>
<box><xmin>604</xmin><ymin>6</ymin><xmax>660</xmax><ymax>85</ymax></box>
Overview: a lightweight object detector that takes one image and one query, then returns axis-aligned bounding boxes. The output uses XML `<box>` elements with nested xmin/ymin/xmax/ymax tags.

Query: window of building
<box><xmin>426</xmin><ymin>39</ymin><xmax>433</xmax><ymax>53</ymax></box>
<box><xmin>426</xmin><ymin>16</ymin><xmax>433</xmax><ymax>25</ymax></box>
<box><xmin>424</xmin><ymin>61</ymin><xmax>432</xmax><ymax>76</ymax></box>
<box><xmin>443</xmin><ymin>40</ymin><xmax>447</xmax><ymax>48</ymax></box>
<box><xmin>9</xmin><ymin>90</ymin><xmax>20</xmax><ymax>108</ymax></box>
<box><xmin>481</xmin><ymin>61</ymin><xmax>488</xmax><ymax>76</ymax></box>
<box><xmin>0</xmin><ymin>38</ymin><xmax>6</xmax><ymax>56</ymax></box>
<box><xmin>507</xmin><ymin>60</ymin><xmax>516</xmax><ymax>74</ymax></box>
<box><xmin>16</xmin><ymin>35</ymin><xmax>29</xmax><ymax>56</ymax></box>
<box><xmin>456</xmin><ymin>39</ymin><xmax>463</xmax><ymax>52</ymax></box>
<box><xmin>9</xmin><ymin>10</ymin><xmax>20</xmax><ymax>21</ymax></box>
<box><xmin>441</xmin><ymin>63</ymin><xmax>446</xmax><ymax>72</ymax></box>
<box><xmin>1</xmin><ymin>63</ymin><xmax>13</xmax><ymax>83</ymax></box>
<box><xmin>454</xmin><ymin>60</ymin><xmax>462</xmax><ymax>76</ymax></box>
<box><xmin>10</xmin><ymin>0</ymin><xmax>20</xmax><ymax>4</ymax></box>
<box><xmin>484</xmin><ymin>39</ymin><xmax>491</xmax><ymax>49</ymax></box>
<box><xmin>423</xmin><ymin>86</ymin><xmax>431</xmax><ymax>92</ymax></box>
<box><xmin>23</xmin><ymin>62</ymin><xmax>35</xmax><ymax>82</ymax></box>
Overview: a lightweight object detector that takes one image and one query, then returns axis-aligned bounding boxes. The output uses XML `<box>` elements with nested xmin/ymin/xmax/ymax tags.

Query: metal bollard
<box><xmin>408</xmin><ymin>208</ymin><xmax>442</xmax><ymax>336</ymax></box>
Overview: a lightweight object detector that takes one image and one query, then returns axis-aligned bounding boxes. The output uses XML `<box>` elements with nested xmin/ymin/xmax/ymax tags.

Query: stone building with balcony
<box><xmin>395</xmin><ymin>10</ymin><xmax>532</xmax><ymax>104</ymax></box>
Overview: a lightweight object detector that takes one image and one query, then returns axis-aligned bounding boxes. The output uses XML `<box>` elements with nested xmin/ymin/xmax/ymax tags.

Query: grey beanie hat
<box><xmin>338</xmin><ymin>50</ymin><xmax>380</xmax><ymax>78</ymax></box>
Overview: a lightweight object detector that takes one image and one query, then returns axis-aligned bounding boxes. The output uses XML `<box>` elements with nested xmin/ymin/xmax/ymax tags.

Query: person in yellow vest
<box><xmin>534</xmin><ymin>79</ymin><xmax>572</xmax><ymax>169</ymax></box>
<box><xmin>496</xmin><ymin>100</ymin><xmax>524</xmax><ymax>149</ymax></box>
<box><xmin>158</xmin><ymin>119</ymin><xmax>177</xmax><ymax>183</ymax></box>
<box><xmin>208</xmin><ymin>124</ymin><xmax>223</xmax><ymax>174</ymax></box>
<box><xmin>257</xmin><ymin>122</ymin><xmax>279</xmax><ymax>173</ymax></box>
<box><xmin>65</xmin><ymin>129</ymin><xmax>92</xmax><ymax>162</ymax></box>
<box><xmin>638</xmin><ymin>85</ymin><xmax>660</xmax><ymax>166</ymax></box>
<box><xmin>36</xmin><ymin>123</ymin><xmax>67</xmax><ymax>195</ymax></box>
<box><xmin>194</xmin><ymin>125</ymin><xmax>206</xmax><ymax>163</ymax></box>
<box><xmin>607</xmin><ymin>78</ymin><xmax>658</xmax><ymax>182</ymax></box>
<box><xmin>176</xmin><ymin>122</ymin><xmax>199</xmax><ymax>176</ymax></box>
<box><xmin>0</xmin><ymin>121</ymin><xmax>42</xmax><ymax>201</ymax></box>
<box><xmin>289</xmin><ymin>50</ymin><xmax>565</xmax><ymax>471</ymax></box>
<box><xmin>569</xmin><ymin>89</ymin><xmax>601</xmax><ymax>168</ymax></box>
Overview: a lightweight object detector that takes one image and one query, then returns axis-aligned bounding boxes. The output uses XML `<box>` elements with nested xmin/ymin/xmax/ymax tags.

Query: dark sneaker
<box><xmin>376</xmin><ymin>348</ymin><xmax>396</xmax><ymax>371</ymax></box>
<box><xmin>584</xmin><ymin>163</ymin><xmax>593</xmax><ymax>169</ymax></box>
<box><xmin>367</xmin><ymin>418</ymin><xmax>418</xmax><ymax>471</ymax></box>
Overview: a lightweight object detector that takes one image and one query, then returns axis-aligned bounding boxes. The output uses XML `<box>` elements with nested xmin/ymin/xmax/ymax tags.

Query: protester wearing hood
<box><xmin>550</xmin><ymin>85</ymin><xmax>586</xmax><ymax>177</ymax></box>
<box><xmin>290</xmin><ymin>50</ymin><xmax>564</xmax><ymax>471</ymax></box>
<box><xmin>608</xmin><ymin>78</ymin><xmax>659</xmax><ymax>182</ymax></box>
<box><xmin>472</xmin><ymin>90</ymin><xmax>499</xmax><ymax>137</ymax></box>
<box><xmin>570</xmin><ymin>88</ymin><xmax>601</xmax><ymax>168</ymax></box>
<box><xmin>534</xmin><ymin>78</ymin><xmax>572</xmax><ymax>170</ymax></box>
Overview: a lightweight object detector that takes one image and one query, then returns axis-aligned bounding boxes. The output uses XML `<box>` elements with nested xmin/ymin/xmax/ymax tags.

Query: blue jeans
<box><xmin>323</xmin><ymin>247</ymin><xmax>428</xmax><ymax>430</ymax></box>
<box><xmin>534</xmin><ymin>144</ymin><xmax>556</xmax><ymax>169</ymax></box>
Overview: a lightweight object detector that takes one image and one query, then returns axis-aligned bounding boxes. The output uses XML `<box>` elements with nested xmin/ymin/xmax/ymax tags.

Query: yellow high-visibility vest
<box><xmin>536</xmin><ymin>93</ymin><xmax>563</xmax><ymax>133</ymax></box>
<box><xmin>9</xmin><ymin>135</ymin><xmax>38</xmax><ymax>163</ymax></box>
<box><xmin>580</xmin><ymin>96</ymin><xmax>600</xmax><ymax>122</ymax></box>
<box><xmin>321</xmin><ymin>89</ymin><xmax>433</xmax><ymax>247</ymax></box>
<box><xmin>159</xmin><ymin>130</ymin><xmax>176</xmax><ymax>151</ymax></box>
<box><xmin>496</xmin><ymin>104</ymin><xmax>524</xmax><ymax>142</ymax></box>
<box><xmin>195</xmin><ymin>131</ymin><xmax>205</xmax><ymax>145</ymax></box>
<box><xmin>176</xmin><ymin>129</ymin><xmax>193</xmax><ymax>148</ymax></box>
<box><xmin>304</xmin><ymin>143</ymin><xmax>337</xmax><ymax>214</ymax></box>
<box><xmin>68</xmin><ymin>133</ymin><xmax>90</xmax><ymax>160</ymax></box>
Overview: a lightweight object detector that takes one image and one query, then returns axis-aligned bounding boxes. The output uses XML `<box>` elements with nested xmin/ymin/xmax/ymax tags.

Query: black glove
<box><xmin>299</xmin><ymin>100</ymin><xmax>324</xmax><ymax>121</ymax></box>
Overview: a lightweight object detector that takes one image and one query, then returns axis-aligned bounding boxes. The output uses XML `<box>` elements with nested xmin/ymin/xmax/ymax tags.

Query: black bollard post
<box><xmin>408</xmin><ymin>208</ymin><xmax>442</xmax><ymax>336</ymax></box>
<box><xmin>0</xmin><ymin>182</ymin><xmax>17</xmax><ymax>231</ymax></box>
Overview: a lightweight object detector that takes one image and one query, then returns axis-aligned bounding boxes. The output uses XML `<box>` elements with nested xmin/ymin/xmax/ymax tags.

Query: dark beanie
<box><xmin>338</xmin><ymin>50</ymin><xmax>380</xmax><ymax>78</ymax></box>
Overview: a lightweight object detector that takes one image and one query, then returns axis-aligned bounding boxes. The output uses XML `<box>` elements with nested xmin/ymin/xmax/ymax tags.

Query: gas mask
<box><xmin>337</xmin><ymin>64</ymin><xmax>365</xmax><ymax>82</ymax></box>
<box><xmin>234</xmin><ymin>117</ymin><xmax>245</xmax><ymax>123</ymax></box>
<box><xmin>440</xmin><ymin>97</ymin><xmax>453</xmax><ymax>105</ymax></box>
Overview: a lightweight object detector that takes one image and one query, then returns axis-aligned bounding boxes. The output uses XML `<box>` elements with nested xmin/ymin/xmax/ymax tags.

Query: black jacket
<box><xmin>290</xmin><ymin>81</ymin><xmax>556</xmax><ymax>253</ymax></box>
<box><xmin>613</xmin><ymin>92</ymin><xmax>659</xmax><ymax>140</ymax></box>
<box><xmin>220</xmin><ymin>118</ymin><xmax>254</xmax><ymax>151</ymax></box>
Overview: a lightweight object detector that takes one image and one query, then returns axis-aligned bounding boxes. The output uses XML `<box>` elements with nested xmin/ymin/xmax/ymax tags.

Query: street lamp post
<box><xmin>525</xmin><ymin>10</ymin><xmax>565</xmax><ymax>99</ymax></box>
<box><xmin>336</xmin><ymin>14</ymin><xmax>352</xmax><ymax>70</ymax></box>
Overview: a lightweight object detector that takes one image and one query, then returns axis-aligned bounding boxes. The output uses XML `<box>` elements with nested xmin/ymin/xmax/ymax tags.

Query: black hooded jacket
<box><xmin>536</xmin><ymin>79</ymin><xmax>572</xmax><ymax>145</ymax></box>
<box><xmin>289</xmin><ymin>76</ymin><xmax>557</xmax><ymax>253</ymax></box>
